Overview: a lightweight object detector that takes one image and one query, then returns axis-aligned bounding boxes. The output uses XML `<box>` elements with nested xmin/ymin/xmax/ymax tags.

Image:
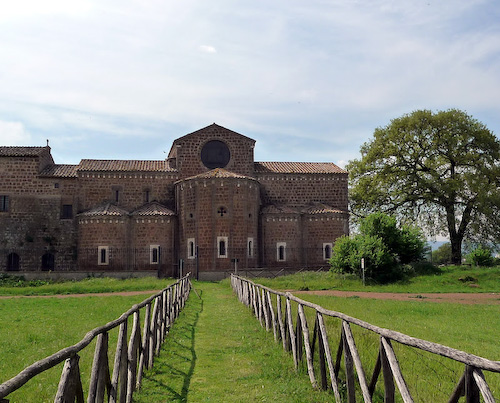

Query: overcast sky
<box><xmin>1</xmin><ymin>0</ymin><xmax>499</xmax><ymax>168</ymax></box>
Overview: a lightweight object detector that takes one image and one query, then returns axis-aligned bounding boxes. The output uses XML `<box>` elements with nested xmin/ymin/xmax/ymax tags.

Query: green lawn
<box><xmin>0</xmin><ymin>294</ymin><xmax>150</xmax><ymax>402</ymax></box>
<box><xmin>251</xmin><ymin>265</ymin><xmax>500</xmax><ymax>293</ymax></box>
<box><xmin>0</xmin><ymin>275</ymin><xmax>170</xmax><ymax>296</ymax></box>
<box><xmin>1</xmin><ymin>273</ymin><xmax>499</xmax><ymax>402</ymax></box>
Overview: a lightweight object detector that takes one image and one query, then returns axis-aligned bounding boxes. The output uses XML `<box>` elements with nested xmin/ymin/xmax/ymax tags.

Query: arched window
<box><xmin>217</xmin><ymin>236</ymin><xmax>228</xmax><ymax>258</ymax></box>
<box><xmin>247</xmin><ymin>237</ymin><xmax>254</xmax><ymax>257</ymax></box>
<box><xmin>187</xmin><ymin>238</ymin><xmax>196</xmax><ymax>259</ymax></box>
<box><xmin>7</xmin><ymin>253</ymin><xmax>20</xmax><ymax>271</ymax></box>
<box><xmin>277</xmin><ymin>242</ymin><xmax>286</xmax><ymax>262</ymax></box>
<box><xmin>41</xmin><ymin>252</ymin><xmax>55</xmax><ymax>271</ymax></box>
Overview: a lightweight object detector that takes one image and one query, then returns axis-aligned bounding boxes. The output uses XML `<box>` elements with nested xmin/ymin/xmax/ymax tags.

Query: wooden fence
<box><xmin>0</xmin><ymin>274</ymin><xmax>192</xmax><ymax>403</ymax></box>
<box><xmin>231</xmin><ymin>274</ymin><xmax>500</xmax><ymax>403</ymax></box>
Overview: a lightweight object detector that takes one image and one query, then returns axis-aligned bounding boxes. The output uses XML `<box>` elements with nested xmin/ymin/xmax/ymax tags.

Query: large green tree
<box><xmin>347</xmin><ymin>109</ymin><xmax>500</xmax><ymax>264</ymax></box>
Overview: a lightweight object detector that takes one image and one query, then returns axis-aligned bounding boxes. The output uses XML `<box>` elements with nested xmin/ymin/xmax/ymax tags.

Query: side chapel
<box><xmin>0</xmin><ymin>124</ymin><xmax>348</xmax><ymax>279</ymax></box>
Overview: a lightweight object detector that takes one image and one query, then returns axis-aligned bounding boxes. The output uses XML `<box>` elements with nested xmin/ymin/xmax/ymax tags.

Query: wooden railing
<box><xmin>231</xmin><ymin>274</ymin><xmax>500</xmax><ymax>403</ymax></box>
<box><xmin>0</xmin><ymin>274</ymin><xmax>192</xmax><ymax>403</ymax></box>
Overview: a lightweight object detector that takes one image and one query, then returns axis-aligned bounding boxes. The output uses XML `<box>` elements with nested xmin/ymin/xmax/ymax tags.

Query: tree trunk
<box><xmin>450</xmin><ymin>235</ymin><xmax>462</xmax><ymax>265</ymax></box>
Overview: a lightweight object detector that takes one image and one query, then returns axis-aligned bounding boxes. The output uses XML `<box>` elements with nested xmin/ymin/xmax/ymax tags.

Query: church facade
<box><xmin>0</xmin><ymin>124</ymin><xmax>348</xmax><ymax>279</ymax></box>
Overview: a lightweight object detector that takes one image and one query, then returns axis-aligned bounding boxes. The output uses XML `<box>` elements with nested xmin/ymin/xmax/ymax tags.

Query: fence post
<box><xmin>54</xmin><ymin>354</ymin><xmax>84</xmax><ymax>403</ymax></box>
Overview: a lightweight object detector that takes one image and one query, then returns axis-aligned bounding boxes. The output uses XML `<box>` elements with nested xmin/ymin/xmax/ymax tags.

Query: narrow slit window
<box><xmin>323</xmin><ymin>243</ymin><xmax>333</xmax><ymax>260</ymax></box>
<box><xmin>98</xmin><ymin>246</ymin><xmax>109</xmax><ymax>266</ymax></box>
<box><xmin>0</xmin><ymin>195</ymin><xmax>9</xmax><ymax>212</ymax></box>
<box><xmin>150</xmin><ymin>245</ymin><xmax>160</xmax><ymax>264</ymax></box>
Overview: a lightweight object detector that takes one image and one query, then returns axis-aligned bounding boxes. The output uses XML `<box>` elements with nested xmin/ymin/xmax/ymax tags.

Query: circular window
<box><xmin>201</xmin><ymin>140</ymin><xmax>230</xmax><ymax>169</ymax></box>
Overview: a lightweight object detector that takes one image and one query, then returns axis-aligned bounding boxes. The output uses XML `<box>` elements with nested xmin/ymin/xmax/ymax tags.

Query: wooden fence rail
<box><xmin>231</xmin><ymin>274</ymin><xmax>500</xmax><ymax>403</ymax></box>
<box><xmin>0</xmin><ymin>274</ymin><xmax>192</xmax><ymax>403</ymax></box>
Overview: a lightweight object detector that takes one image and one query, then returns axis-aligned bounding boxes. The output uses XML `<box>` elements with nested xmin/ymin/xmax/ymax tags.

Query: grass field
<box><xmin>251</xmin><ymin>265</ymin><xmax>500</xmax><ymax>293</ymax></box>
<box><xmin>1</xmin><ymin>270</ymin><xmax>498</xmax><ymax>401</ymax></box>
<box><xmin>0</xmin><ymin>294</ymin><xmax>150</xmax><ymax>402</ymax></box>
<box><xmin>0</xmin><ymin>275</ymin><xmax>169</xmax><ymax>296</ymax></box>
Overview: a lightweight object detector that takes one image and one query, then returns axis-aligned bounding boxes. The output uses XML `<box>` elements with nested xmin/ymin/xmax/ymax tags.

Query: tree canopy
<box><xmin>347</xmin><ymin>109</ymin><xmax>500</xmax><ymax>264</ymax></box>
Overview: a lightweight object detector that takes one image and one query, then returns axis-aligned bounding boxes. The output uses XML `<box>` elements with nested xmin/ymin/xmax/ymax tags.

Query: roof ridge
<box><xmin>180</xmin><ymin>167</ymin><xmax>257</xmax><ymax>181</ymax></box>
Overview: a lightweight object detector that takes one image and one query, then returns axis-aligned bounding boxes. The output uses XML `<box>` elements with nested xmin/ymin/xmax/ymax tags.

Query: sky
<box><xmin>1</xmin><ymin>0</ymin><xmax>499</xmax><ymax>168</ymax></box>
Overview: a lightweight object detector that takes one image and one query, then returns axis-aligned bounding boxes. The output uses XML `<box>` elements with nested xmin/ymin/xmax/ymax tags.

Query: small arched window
<box><xmin>277</xmin><ymin>243</ymin><xmax>286</xmax><ymax>262</ymax></box>
<box><xmin>217</xmin><ymin>236</ymin><xmax>228</xmax><ymax>258</ymax></box>
<box><xmin>7</xmin><ymin>253</ymin><xmax>20</xmax><ymax>271</ymax></box>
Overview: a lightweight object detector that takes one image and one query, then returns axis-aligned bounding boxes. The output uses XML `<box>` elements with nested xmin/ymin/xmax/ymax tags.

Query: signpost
<box><xmin>361</xmin><ymin>258</ymin><xmax>365</xmax><ymax>286</ymax></box>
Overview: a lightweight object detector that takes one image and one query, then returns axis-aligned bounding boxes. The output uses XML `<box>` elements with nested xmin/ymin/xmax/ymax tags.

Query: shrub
<box><xmin>465</xmin><ymin>246</ymin><xmax>494</xmax><ymax>267</ymax></box>
<box><xmin>330</xmin><ymin>212</ymin><xmax>428</xmax><ymax>283</ymax></box>
<box><xmin>330</xmin><ymin>234</ymin><xmax>396</xmax><ymax>283</ymax></box>
<box><xmin>359</xmin><ymin>212</ymin><xmax>426</xmax><ymax>263</ymax></box>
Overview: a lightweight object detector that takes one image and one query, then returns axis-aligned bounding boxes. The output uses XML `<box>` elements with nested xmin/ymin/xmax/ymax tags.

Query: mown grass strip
<box><xmin>134</xmin><ymin>281</ymin><xmax>333</xmax><ymax>402</ymax></box>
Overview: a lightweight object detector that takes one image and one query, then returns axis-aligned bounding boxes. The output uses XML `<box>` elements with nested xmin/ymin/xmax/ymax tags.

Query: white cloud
<box><xmin>199</xmin><ymin>45</ymin><xmax>217</xmax><ymax>54</ymax></box>
<box><xmin>0</xmin><ymin>120</ymin><xmax>32</xmax><ymax>145</ymax></box>
<box><xmin>336</xmin><ymin>160</ymin><xmax>348</xmax><ymax>169</ymax></box>
<box><xmin>0</xmin><ymin>0</ymin><xmax>499</xmax><ymax>163</ymax></box>
<box><xmin>0</xmin><ymin>0</ymin><xmax>91</xmax><ymax>21</ymax></box>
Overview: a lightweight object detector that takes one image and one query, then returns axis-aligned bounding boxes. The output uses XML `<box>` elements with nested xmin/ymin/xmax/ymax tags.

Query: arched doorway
<box><xmin>7</xmin><ymin>253</ymin><xmax>20</xmax><ymax>271</ymax></box>
<box><xmin>41</xmin><ymin>253</ymin><xmax>55</xmax><ymax>271</ymax></box>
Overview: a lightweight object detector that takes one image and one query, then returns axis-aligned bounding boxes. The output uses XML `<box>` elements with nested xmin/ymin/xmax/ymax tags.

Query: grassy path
<box><xmin>133</xmin><ymin>281</ymin><xmax>331</xmax><ymax>402</ymax></box>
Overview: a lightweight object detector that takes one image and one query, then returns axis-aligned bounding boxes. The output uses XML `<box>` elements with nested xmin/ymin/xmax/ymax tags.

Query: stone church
<box><xmin>0</xmin><ymin>124</ymin><xmax>348</xmax><ymax>279</ymax></box>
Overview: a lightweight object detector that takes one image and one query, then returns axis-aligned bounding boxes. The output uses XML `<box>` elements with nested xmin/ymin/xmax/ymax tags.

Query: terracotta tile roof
<box><xmin>261</xmin><ymin>205</ymin><xmax>301</xmax><ymax>214</ymax></box>
<box><xmin>182</xmin><ymin>168</ymin><xmax>256</xmax><ymax>181</ymax></box>
<box><xmin>78</xmin><ymin>203</ymin><xmax>129</xmax><ymax>217</ymax></box>
<box><xmin>77</xmin><ymin>159</ymin><xmax>176</xmax><ymax>172</ymax></box>
<box><xmin>131</xmin><ymin>202</ymin><xmax>175</xmax><ymax>216</ymax></box>
<box><xmin>302</xmin><ymin>203</ymin><xmax>348</xmax><ymax>215</ymax></box>
<box><xmin>0</xmin><ymin>146</ymin><xmax>49</xmax><ymax>157</ymax></box>
<box><xmin>261</xmin><ymin>203</ymin><xmax>348</xmax><ymax>216</ymax></box>
<box><xmin>39</xmin><ymin>164</ymin><xmax>78</xmax><ymax>178</ymax></box>
<box><xmin>254</xmin><ymin>161</ymin><xmax>346</xmax><ymax>174</ymax></box>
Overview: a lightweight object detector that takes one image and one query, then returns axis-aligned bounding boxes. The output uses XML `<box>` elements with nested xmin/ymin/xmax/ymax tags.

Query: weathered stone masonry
<box><xmin>0</xmin><ymin>124</ymin><xmax>349</xmax><ymax>279</ymax></box>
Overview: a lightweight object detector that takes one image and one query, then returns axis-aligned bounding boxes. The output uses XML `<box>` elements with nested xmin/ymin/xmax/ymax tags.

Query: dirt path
<box><xmin>293</xmin><ymin>290</ymin><xmax>500</xmax><ymax>304</ymax></box>
<box><xmin>2</xmin><ymin>289</ymin><xmax>499</xmax><ymax>304</ymax></box>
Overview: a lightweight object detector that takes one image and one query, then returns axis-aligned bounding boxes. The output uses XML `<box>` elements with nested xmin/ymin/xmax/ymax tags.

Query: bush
<box><xmin>359</xmin><ymin>212</ymin><xmax>426</xmax><ymax>263</ymax></box>
<box><xmin>330</xmin><ymin>234</ymin><xmax>396</xmax><ymax>283</ymax></box>
<box><xmin>330</xmin><ymin>212</ymin><xmax>428</xmax><ymax>283</ymax></box>
<box><xmin>465</xmin><ymin>246</ymin><xmax>494</xmax><ymax>267</ymax></box>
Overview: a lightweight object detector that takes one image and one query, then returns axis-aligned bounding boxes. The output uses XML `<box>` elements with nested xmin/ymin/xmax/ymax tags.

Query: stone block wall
<box><xmin>77</xmin><ymin>173</ymin><xmax>177</xmax><ymax>213</ymax></box>
<box><xmin>260</xmin><ymin>213</ymin><xmax>302</xmax><ymax>268</ymax></box>
<box><xmin>257</xmin><ymin>173</ymin><xmax>348</xmax><ymax>209</ymax></box>
<box><xmin>172</xmin><ymin>124</ymin><xmax>256</xmax><ymax>178</ymax></box>
<box><xmin>131</xmin><ymin>217</ymin><xmax>176</xmax><ymax>277</ymax></box>
<box><xmin>0</xmin><ymin>154</ymin><xmax>78</xmax><ymax>272</ymax></box>
<box><xmin>77</xmin><ymin>217</ymin><xmax>130</xmax><ymax>271</ymax></box>
<box><xmin>176</xmin><ymin>176</ymin><xmax>260</xmax><ymax>276</ymax></box>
